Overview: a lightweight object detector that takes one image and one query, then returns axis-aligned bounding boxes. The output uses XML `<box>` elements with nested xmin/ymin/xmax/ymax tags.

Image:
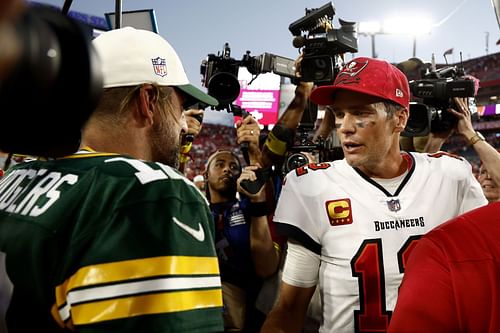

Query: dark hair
<box><xmin>205</xmin><ymin>149</ymin><xmax>242</xmax><ymax>173</ymax></box>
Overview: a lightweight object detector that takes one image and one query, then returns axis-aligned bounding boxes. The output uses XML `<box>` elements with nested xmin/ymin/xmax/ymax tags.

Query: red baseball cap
<box><xmin>310</xmin><ymin>57</ymin><xmax>410</xmax><ymax>110</ymax></box>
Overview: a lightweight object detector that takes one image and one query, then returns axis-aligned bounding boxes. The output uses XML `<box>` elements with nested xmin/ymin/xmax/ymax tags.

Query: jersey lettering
<box><xmin>295</xmin><ymin>163</ymin><xmax>331</xmax><ymax>177</ymax></box>
<box><xmin>351</xmin><ymin>239</ymin><xmax>391</xmax><ymax>332</ymax></box>
<box><xmin>351</xmin><ymin>237</ymin><xmax>421</xmax><ymax>332</ymax></box>
<box><xmin>307</xmin><ymin>162</ymin><xmax>331</xmax><ymax>170</ymax></box>
<box><xmin>0</xmin><ymin>169</ymin><xmax>78</xmax><ymax>217</ymax></box>
<box><xmin>397</xmin><ymin>236</ymin><xmax>421</xmax><ymax>274</ymax></box>
<box><xmin>0</xmin><ymin>169</ymin><xmax>38</xmax><ymax>210</ymax></box>
<box><xmin>30</xmin><ymin>174</ymin><xmax>78</xmax><ymax>216</ymax></box>
<box><xmin>427</xmin><ymin>151</ymin><xmax>463</xmax><ymax>160</ymax></box>
<box><xmin>105</xmin><ymin>157</ymin><xmax>168</xmax><ymax>184</ymax></box>
<box><xmin>105</xmin><ymin>158</ymin><xmax>202</xmax><ymax>194</ymax></box>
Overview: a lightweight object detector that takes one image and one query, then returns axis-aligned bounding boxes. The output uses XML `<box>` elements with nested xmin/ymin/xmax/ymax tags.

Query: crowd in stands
<box><xmin>184</xmin><ymin>124</ymin><xmax>243</xmax><ymax>180</ymax></box>
<box><xmin>462</xmin><ymin>52</ymin><xmax>500</xmax><ymax>82</ymax></box>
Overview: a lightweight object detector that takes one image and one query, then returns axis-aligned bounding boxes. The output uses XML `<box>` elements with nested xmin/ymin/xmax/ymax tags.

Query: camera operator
<box><xmin>0</xmin><ymin>27</ymin><xmax>225</xmax><ymax>332</ymax></box>
<box><xmin>478</xmin><ymin>163</ymin><xmax>500</xmax><ymax>203</ymax></box>
<box><xmin>261</xmin><ymin>56</ymin><xmax>487</xmax><ymax>333</ymax></box>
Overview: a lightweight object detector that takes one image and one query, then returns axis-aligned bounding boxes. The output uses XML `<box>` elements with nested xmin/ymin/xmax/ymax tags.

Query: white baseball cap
<box><xmin>193</xmin><ymin>175</ymin><xmax>204</xmax><ymax>182</ymax></box>
<box><xmin>93</xmin><ymin>27</ymin><xmax>217</xmax><ymax>106</ymax></box>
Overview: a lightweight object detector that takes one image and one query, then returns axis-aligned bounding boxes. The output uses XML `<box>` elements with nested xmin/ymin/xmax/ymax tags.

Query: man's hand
<box><xmin>184</xmin><ymin>109</ymin><xmax>204</xmax><ymax>139</ymax></box>
<box><xmin>447</xmin><ymin>97</ymin><xmax>476</xmax><ymax>139</ymax></box>
<box><xmin>236</xmin><ymin>115</ymin><xmax>261</xmax><ymax>164</ymax></box>
<box><xmin>237</xmin><ymin>164</ymin><xmax>266</xmax><ymax>202</ymax></box>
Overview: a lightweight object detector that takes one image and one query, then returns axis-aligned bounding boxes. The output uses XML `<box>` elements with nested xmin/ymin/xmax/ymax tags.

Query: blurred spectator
<box><xmin>478</xmin><ymin>163</ymin><xmax>500</xmax><ymax>203</ymax></box>
<box><xmin>193</xmin><ymin>174</ymin><xmax>206</xmax><ymax>194</ymax></box>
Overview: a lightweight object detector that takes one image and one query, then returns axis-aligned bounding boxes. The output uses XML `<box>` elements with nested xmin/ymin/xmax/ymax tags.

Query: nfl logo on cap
<box><xmin>151</xmin><ymin>57</ymin><xmax>167</xmax><ymax>77</ymax></box>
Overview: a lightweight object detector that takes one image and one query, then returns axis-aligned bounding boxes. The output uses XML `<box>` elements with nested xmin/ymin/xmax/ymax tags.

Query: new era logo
<box><xmin>325</xmin><ymin>198</ymin><xmax>353</xmax><ymax>226</ymax></box>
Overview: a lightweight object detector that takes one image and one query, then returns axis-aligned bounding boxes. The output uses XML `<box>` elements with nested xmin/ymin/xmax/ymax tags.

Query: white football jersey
<box><xmin>274</xmin><ymin>152</ymin><xmax>487</xmax><ymax>333</ymax></box>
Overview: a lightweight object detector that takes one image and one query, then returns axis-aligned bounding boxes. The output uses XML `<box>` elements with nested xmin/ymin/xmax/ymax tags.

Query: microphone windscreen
<box><xmin>292</xmin><ymin>36</ymin><xmax>305</xmax><ymax>48</ymax></box>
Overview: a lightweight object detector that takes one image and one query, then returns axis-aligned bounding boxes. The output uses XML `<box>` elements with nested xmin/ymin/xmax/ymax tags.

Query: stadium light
<box><xmin>358</xmin><ymin>16</ymin><xmax>432</xmax><ymax>58</ymax></box>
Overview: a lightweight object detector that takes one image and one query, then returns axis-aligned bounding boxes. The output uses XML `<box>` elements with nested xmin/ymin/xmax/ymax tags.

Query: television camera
<box><xmin>200</xmin><ymin>2</ymin><xmax>358</xmax><ymax>110</ymax></box>
<box><xmin>200</xmin><ymin>42</ymin><xmax>296</xmax><ymax>110</ymax></box>
<box><xmin>402</xmin><ymin>56</ymin><xmax>477</xmax><ymax>136</ymax></box>
<box><xmin>0</xmin><ymin>5</ymin><xmax>102</xmax><ymax>157</ymax></box>
<box><xmin>289</xmin><ymin>2</ymin><xmax>358</xmax><ymax>85</ymax></box>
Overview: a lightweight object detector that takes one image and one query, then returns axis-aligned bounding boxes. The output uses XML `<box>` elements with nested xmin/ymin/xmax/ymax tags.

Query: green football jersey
<box><xmin>0</xmin><ymin>149</ymin><xmax>223</xmax><ymax>332</ymax></box>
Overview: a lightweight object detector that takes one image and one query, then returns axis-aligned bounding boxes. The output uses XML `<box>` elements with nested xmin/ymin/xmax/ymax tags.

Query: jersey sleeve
<box><xmin>273</xmin><ymin>166</ymin><xmax>330</xmax><ymax>255</ymax></box>
<box><xmin>52</xmin><ymin>173</ymin><xmax>223</xmax><ymax>332</ymax></box>
<box><xmin>388</xmin><ymin>236</ymin><xmax>459</xmax><ymax>333</ymax></box>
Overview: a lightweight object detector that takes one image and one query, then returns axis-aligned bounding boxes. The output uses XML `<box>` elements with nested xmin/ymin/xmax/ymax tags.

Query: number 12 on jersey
<box><xmin>350</xmin><ymin>237</ymin><xmax>421</xmax><ymax>333</ymax></box>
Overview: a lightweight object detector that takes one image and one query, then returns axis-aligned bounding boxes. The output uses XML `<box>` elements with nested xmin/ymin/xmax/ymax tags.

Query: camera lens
<box><xmin>207</xmin><ymin>71</ymin><xmax>240</xmax><ymax>106</ymax></box>
<box><xmin>283</xmin><ymin>152</ymin><xmax>309</xmax><ymax>175</ymax></box>
<box><xmin>0</xmin><ymin>6</ymin><xmax>102</xmax><ymax>157</ymax></box>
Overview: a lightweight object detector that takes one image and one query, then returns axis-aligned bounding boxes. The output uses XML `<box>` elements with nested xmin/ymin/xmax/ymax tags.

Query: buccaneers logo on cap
<box><xmin>334</xmin><ymin>60</ymin><xmax>368</xmax><ymax>85</ymax></box>
<box><xmin>151</xmin><ymin>57</ymin><xmax>168</xmax><ymax>77</ymax></box>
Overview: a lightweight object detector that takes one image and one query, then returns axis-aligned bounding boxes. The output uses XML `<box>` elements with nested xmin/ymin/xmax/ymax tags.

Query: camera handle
<box><xmin>240</xmin><ymin>167</ymin><xmax>272</xmax><ymax>195</ymax></box>
<box><xmin>229</xmin><ymin>104</ymin><xmax>251</xmax><ymax>166</ymax></box>
<box><xmin>183</xmin><ymin>112</ymin><xmax>204</xmax><ymax>143</ymax></box>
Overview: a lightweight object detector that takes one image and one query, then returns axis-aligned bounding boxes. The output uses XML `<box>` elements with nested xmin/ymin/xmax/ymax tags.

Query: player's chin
<box><xmin>343</xmin><ymin>150</ymin><xmax>365</xmax><ymax>166</ymax></box>
<box><xmin>344</xmin><ymin>155</ymin><xmax>363</xmax><ymax>168</ymax></box>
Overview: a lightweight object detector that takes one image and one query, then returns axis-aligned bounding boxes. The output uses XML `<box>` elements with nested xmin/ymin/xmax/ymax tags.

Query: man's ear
<box><xmin>394</xmin><ymin>108</ymin><xmax>409</xmax><ymax>133</ymax></box>
<box><xmin>134</xmin><ymin>84</ymin><xmax>156</xmax><ymax>127</ymax></box>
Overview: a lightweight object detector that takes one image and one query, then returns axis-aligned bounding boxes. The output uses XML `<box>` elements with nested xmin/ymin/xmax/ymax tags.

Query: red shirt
<box><xmin>389</xmin><ymin>202</ymin><xmax>500</xmax><ymax>333</ymax></box>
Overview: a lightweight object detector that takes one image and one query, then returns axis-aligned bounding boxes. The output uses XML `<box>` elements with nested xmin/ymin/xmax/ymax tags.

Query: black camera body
<box><xmin>0</xmin><ymin>6</ymin><xmax>102</xmax><ymax>157</ymax></box>
<box><xmin>404</xmin><ymin>64</ymin><xmax>476</xmax><ymax>136</ymax></box>
<box><xmin>282</xmin><ymin>124</ymin><xmax>326</xmax><ymax>175</ymax></box>
<box><xmin>200</xmin><ymin>43</ymin><xmax>296</xmax><ymax>110</ymax></box>
<box><xmin>289</xmin><ymin>2</ymin><xmax>358</xmax><ymax>85</ymax></box>
<box><xmin>200</xmin><ymin>43</ymin><xmax>241</xmax><ymax>109</ymax></box>
<box><xmin>243</xmin><ymin>52</ymin><xmax>296</xmax><ymax>79</ymax></box>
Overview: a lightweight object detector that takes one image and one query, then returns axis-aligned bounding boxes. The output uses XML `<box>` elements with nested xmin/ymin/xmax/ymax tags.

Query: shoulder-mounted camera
<box><xmin>403</xmin><ymin>57</ymin><xmax>477</xmax><ymax>136</ymax></box>
<box><xmin>289</xmin><ymin>2</ymin><xmax>358</xmax><ymax>85</ymax></box>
